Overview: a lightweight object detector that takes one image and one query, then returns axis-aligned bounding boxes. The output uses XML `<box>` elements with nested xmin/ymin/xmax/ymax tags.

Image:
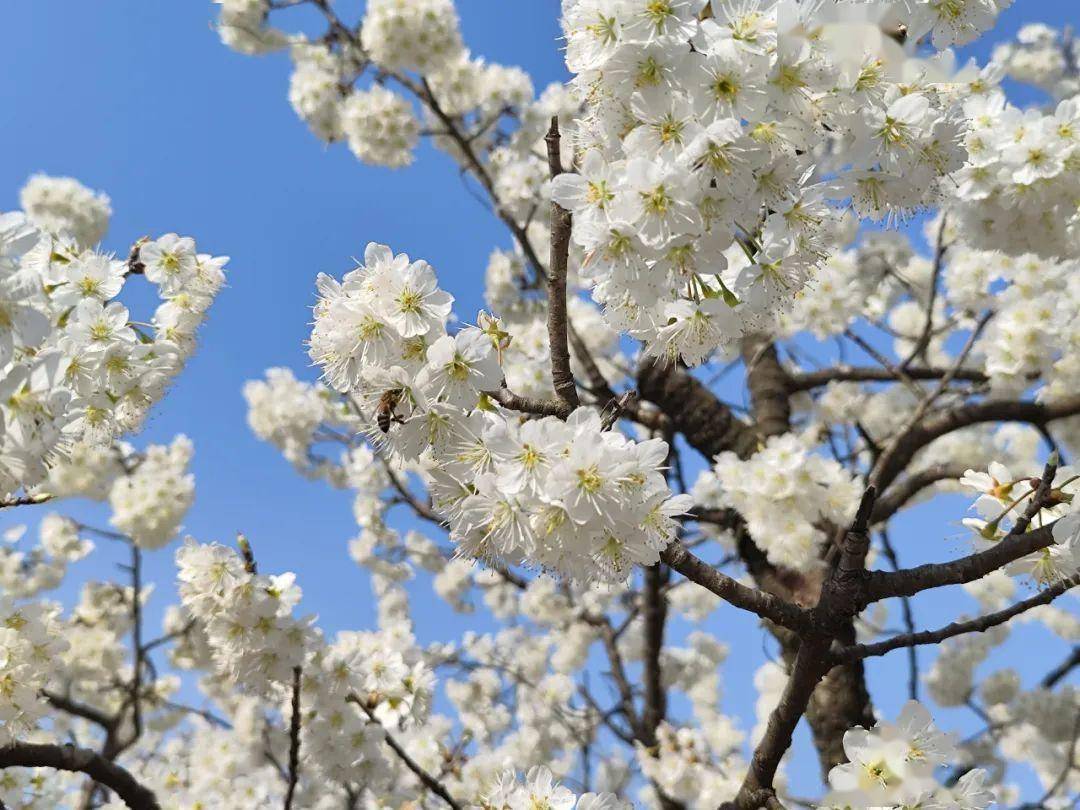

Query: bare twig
<box><xmin>284</xmin><ymin>666</ymin><xmax>303</xmax><ymax>810</ymax></box>
<box><xmin>877</xmin><ymin>529</ymin><xmax>919</xmax><ymax>700</ymax></box>
<box><xmin>544</xmin><ymin>116</ymin><xmax>579</xmax><ymax>411</ymax></box>
<box><xmin>347</xmin><ymin>696</ymin><xmax>462</xmax><ymax>810</ymax></box>
<box><xmin>840</xmin><ymin>574</ymin><xmax>1080</xmax><ymax>661</ymax></box>
<box><xmin>1042</xmin><ymin>645</ymin><xmax>1080</xmax><ymax>688</ymax></box>
<box><xmin>788</xmin><ymin>364</ymin><xmax>989</xmax><ymax>391</ymax></box>
<box><xmin>900</xmin><ymin>216</ymin><xmax>948</xmax><ymax>369</ymax></box>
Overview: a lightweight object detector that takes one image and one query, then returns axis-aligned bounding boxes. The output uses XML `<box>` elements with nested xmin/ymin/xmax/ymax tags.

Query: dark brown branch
<box><xmin>0</xmin><ymin>742</ymin><xmax>160</xmax><ymax>810</ymax></box>
<box><xmin>877</xmin><ymin>530</ymin><xmax>919</xmax><ymax>700</ymax></box>
<box><xmin>660</xmin><ymin>541</ymin><xmax>811</xmax><ymax>633</ymax></box>
<box><xmin>729</xmin><ymin>490</ymin><xmax>884</xmax><ymax>808</ymax></box>
<box><xmin>643</xmin><ymin>350</ymin><xmax>875</xmax><ymax>776</ymax></box>
<box><xmin>872</xmin><ymin>395</ymin><xmax>1080</xmax><ymax>491</ymax></box>
<box><xmin>789</xmin><ymin>364</ymin><xmax>989</xmax><ymax>392</ymax></box>
<box><xmin>842</xmin><ymin>574</ymin><xmax>1080</xmax><ymax>661</ymax></box>
<box><xmin>871</xmin><ymin>464</ymin><xmax>969</xmax><ymax>524</ymax></box>
<box><xmin>641</xmin><ymin>564</ymin><xmax>669</xmax><ymax>746</ymax></box>
<box><xmin>726</xmin><ymin>639</ymin><xmax>834</xmax><ymax>809</ymax></box>
<box><xmin>348</xmin><ymin>696</ymin><xmax>462</xmax><ymax>810</ymax></box>
<box><xmin>742</xmin><ymin>337</ymin><xmax>792</xmax><ymax>442</ymax></box>
<box><xmin>870</xmin><ymin>312</ymin><xmax>992</xmax><ymax>492</ymax></box>
<box><xmin>284</xmin><ymin>666</ymin><xmax>303</xmax><ymax>810</ymax></box>
<box><xmin>580</xmin><ymin>614</ymin><xmax>642</xmax><ymax>738</ymax></box>
<box><xmin>544</xmin><ymin>116</ymin><xmax>579</xmax><ymax>411</ymax></box>
<box><xmin>485</xmin><ymin>386</ymin><xmax>571</xmax><ymax>419</ymax></box>
<box><xmin>900</xmin><ymin>216</ymin><xmax>948</xmax><ymax>369</ymax></box>
<box><xmin>129</xmin><ymin>545</ymin><xmax>145</xmax><ymax>744</ymax></box>
<box><xmin>1042</xmin><ymin>645</ymin><xmax>1080</xmax><ymax>688</ymax></box>
<box><xmin>637</xmin><ymin>359</ymin><xmax>758</xmax><ymax>460</ymax></box>
<box><xmin>866</xmin><ymin>521</ymin><xmax>1059</xmax><ymax>603</ymax></box>
<box><xmin>43</xmin><ymin>691</ymin><xmax>117</xmax><ymax>731</ymax></box>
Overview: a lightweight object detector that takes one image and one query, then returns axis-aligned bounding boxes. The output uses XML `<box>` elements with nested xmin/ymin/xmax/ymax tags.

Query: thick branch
<box><xmin>872</xmin><ymin>395</ymin><xmax>1080</xmax><ymax>491</ymax></box>
<box><xmin>742</xmin><ymin>336</ymin><xmax>791</xmax><ymax>441</ymax></box>
<box><xmin>726</xmin><ymin>639</ymin><xmax>833</xmax><ymax>809</ymax></box>
<box><xmin>637</xmin><ymin>359</ymin><xmax>758</xmax><ymax>459</ymax></box>
<box><xmin>0</xmin><ymin>743</ymin><xmax>160</xmax><ymax>810</ymax></box>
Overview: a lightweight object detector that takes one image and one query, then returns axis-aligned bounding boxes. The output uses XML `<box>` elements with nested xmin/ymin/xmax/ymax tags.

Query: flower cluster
<box><xmin>0</xmin><ymin>516</ymin><xmax>91</xmax><ymax>599</ymax></box>
<box><xmin>695</xmin><ymin>433</ymin><xmax>861</xmax><ymax>572</ymax></box>
<box><xmin>118</xmin><ymin>718</ymin><xmax>288</xmax><ymax>808</ymax></box>
<box><xmin>481</xmin><ymin>767</ymin><xmax>628</xmax><ymax>810</ymax></box>
<box><xmin>243</xmin><ymin>366</ymin><xmax>356</xmax><ymax>481</ymax></box>
<box><xmin>447</xmin><ymin>408</ymin><xmax>688</xmax><ymax>580</ymax></box>
<box><xmin>176</xmin><ymin>539</ymin><xmax>314</xmax><ymax>695</ymax></box>
<box><xmin>991</xmin><ymin>23</ymin><xmax>1080</xmax><ymax>103</ymax></box>
<box><xmin>636</xmin><ymin>721</ymin><xmax>745</xmax><ymax>806</ymax></box>
<box><xmin>308</xmin><ymin>243</ymin><xmax>684</xmax><ymax>581</ymax></box>
<box><xmin>19</xmin><ymin>174</ymin><xmax>111</xmax><ymax>249</ymax></box>
<box><xmin>109</xmin><ymin>435</ymin><xmax>196</xmax><ymax>549</ymax></box>
<box><xmin>826</xmin><ymin>701</ymin><xmax>992</xmax><ymax>809</ymax></box>
<box><xmin>0</xmin><ymin>597</ymin><xmax>67</xmax><ymax>742</ymax></box>
<box><xmin>212</xmin><ymin>0</ymin><xmax>287</xmax><ymax>55</ymax></box>
<box><xmin>340</xmin><ymin>85</ymin><xmax>422</xmax><ymax>168</ymax></box>
<box><xmin>0</xmin><ymin>175</ymin><xmax>225</xmax><ymax>498</ymax></box>
<box><xmin>555</xmin><ymin>0</ymin><xmax>979</xmax><ymax>365</ymax></box>
<box><xmin>359</xmin><ymin>0</ymin><xmax>462</xmax><ymax>75</ymax></box>
<box><xmin>949</xmin><ymin>94</ymin><xmax>1080</xmax><ymax>259</ymax></box>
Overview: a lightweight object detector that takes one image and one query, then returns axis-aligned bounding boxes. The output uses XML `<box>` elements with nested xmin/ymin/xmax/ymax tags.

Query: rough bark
<box><xmin>641</xmin><ymin>343</ymin><xmax>876</xmax><ymax>777</ymax></box>
<box><xmin>637</xmin><ymin>358</ymin><xmax>758</xmax><ymax>459</ymax></box>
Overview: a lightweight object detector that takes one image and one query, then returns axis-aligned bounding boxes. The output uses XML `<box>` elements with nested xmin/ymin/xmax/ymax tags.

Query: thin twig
<box><xmin>283</xmin><ymin>666</ymin><xmax>303</xmax><ymax>810</ymax></box>
<box><xmin>839</xmin><ymin>574</ymin><xmax>1080</xmax><ymax>661</ymax></box>
<box><xmin>544</xmin><ymin>116</ymin><xmax>579</xmax><ymax>411</ymax></box>
<box><xmin>347</xmin><ymin>696</ymin><xmax>463</xmax><ymax>810</ymax></box>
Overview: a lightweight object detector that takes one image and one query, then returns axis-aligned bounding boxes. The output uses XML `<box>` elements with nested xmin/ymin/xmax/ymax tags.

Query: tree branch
<box><xmin>1042</xmin><ymin>645</ymin><xmax>1080</xmax><ymax>688</ymax></box>
<box><xmin>841</xmin><ymin>574</ymin><xmax>1079</xmax><ymax>661</ymax></box>
<box><xmin>0</xmin><ymin>742</ymin><xmax>160</xmax><ymax>810</ymax></box>
<box><xmin>871</xmin><ymin>464</ymin><xmax>969</xmax><ymax>524</ymax></box>
<box><xmin>348</xmin><ymin>696</ymin><xmax>462</xmax><ymax>810</ymax></box>
<box><xmin>866</xmin><ymin>521</ymin><xmax>1059</xmax><ymax>603</ymax></box>
<box><xmin>660</xmin><ymin>541</ymin><xmax>811</xmax><ymax>633</ymax></box>
<box><xmin>641</xmin><ymin>563</ymin><xmax>669</xmax><ymax>746</ymax></box>
<box><xmin>485</xmin><ymin>385</ymin><xmax>571</xmax><ymax>419</ymax></box>
<box><xmin>544</xmin><ymin>116</ymin><xmax>579</xmax><ymax>411</ymax></box>
<box><xmin>871</xmin><ymin>395</ymin><xmax>1080</xmax><ymax>491</ymax></box>
<box><xmin>788</xmin><ymin>365</ymin><xmax>989</xmax><ymax>392</ymax></box>
<box><xmin>284</xmin><ymin>666</ymin><xmax>302</xmax><ymax>810</ymax></box>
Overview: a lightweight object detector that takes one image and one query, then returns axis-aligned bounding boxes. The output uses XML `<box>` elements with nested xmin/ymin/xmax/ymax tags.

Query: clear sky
<box><xmin>0</xmin><ymin>0</ymin><xmax>1076</xmax><ymax>801</ymax></box>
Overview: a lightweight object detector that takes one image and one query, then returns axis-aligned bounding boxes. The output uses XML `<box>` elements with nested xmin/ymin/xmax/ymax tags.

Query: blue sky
<box><xmin>0</xmin><ymin>0</ymin><xmax>1076</xmax><ymax>800</ymax></box>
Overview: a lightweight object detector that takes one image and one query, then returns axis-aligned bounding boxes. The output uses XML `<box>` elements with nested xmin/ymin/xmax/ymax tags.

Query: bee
<box><xmin>375</xmin><ymin>388</ymin><xmax>406</xmax><ymax>433</ymax></box>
